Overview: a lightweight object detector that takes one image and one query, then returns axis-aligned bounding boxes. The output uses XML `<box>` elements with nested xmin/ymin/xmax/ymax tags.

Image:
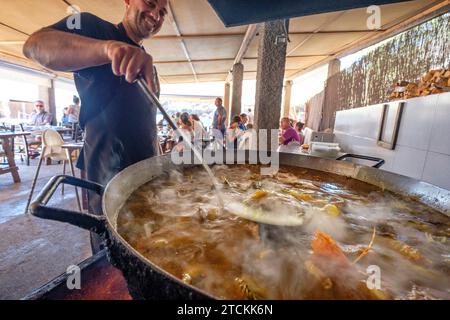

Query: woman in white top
<box><xmin>67</xmin><ymin>95</ymin><xmax>81</xmax><ymax>123</ymax></box>
<box><xmin>174</xmin><ymin>112</ymin><xmax>194</xmax><ymax>152</ymax></box>
<box><xmin>190</xmin><ymin>114</ymin><xmax>207</xmax><ymax>141</ymax></box>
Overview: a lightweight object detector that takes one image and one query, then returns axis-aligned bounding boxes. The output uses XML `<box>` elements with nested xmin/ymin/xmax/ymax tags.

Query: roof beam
<box><xmin>224</xmin><ymin>24</ymin><xmax>259</xmax><ymax>83</ymax></box>
<box><xmin>152</xmin><ymin>30</ymin><xmax>381</xmax><ymax>40</ymax></box>
<box><xmin>166</xmin><ymin>2</ymin><xmax>198</xmax><ymax>82</ymax></box>
<box><xmin>286</xmin><ymin>11</ymin><xmax>347</xmax><ymax>57</ymax></box>
<box><xmin>0</xmin><ymin>50</ymin><xmax>73</xmax><ymax>80</ymax></box>
<box><xmin>0</xmin><ymin>41</ymin><xmax>26</xmax><ymax>45</ymax></box>
<box><xmin>233</xmin><ymin>24</ymin><xmax>260</xmax><ymax>64</ymax></box>
<box><xmin>287</xmin><ymin>0</ymin><xmax>450</xmax><ymax>79</ymax></box>
<box><xmin>0</xmin><ymin>22</ymin><xmax>30</xmax><ymax>36</ymax></box>
<box><xmin>154</xmin><ymin>33</ymin><xmax>243</xmax><ymax>39</ymax></box>
<box><xmin>153</xmin><ymin>54</ymin><xmax>330</xmax><ymax>64</ymax></box>
<box><xmin>161</xmin><ymin>69</ymin><xmax>299</xmax><ymax>78</ymax></box>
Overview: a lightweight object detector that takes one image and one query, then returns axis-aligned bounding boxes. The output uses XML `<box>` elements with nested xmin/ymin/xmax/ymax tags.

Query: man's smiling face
<box><xmin>125</xmin><ymin>0</ymin><xmax>168</xmax><ymax>40</ymax></box>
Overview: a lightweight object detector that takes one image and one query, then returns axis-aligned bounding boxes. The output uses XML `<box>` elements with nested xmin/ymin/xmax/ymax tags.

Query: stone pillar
<box><xmin>38</xmin><ymin>85</ymin><xmax>50</xmax><ymax>110</ymax></box>
<box><xmin>254</xmin><ymin>20</ymin><xmax>289</xmax><ymax>150</ymax></box>
<box><xmin>282</xmin><ymin>80</ymin><xmax>293</xmax><ymax>118</ymax></box>
<box><xmin>223</xmin><ymin>82</ymin><xmax>231</xmax><ymax>127</ymax></box>
<box><xmin>230</xmin><ymin>62</ymin><xmax>244</xmax><ymax>119</ymax></box>
<box><xmin>38</xmin><ymin>80</ymin><xmax>56</xmax><ymax>125</ymax></box>
<box><xmin>48</xmin><ymin>80</ymin><xmax>57</xmax><ymax>125</ymax></box>
<box><xmin>320</xmin><ymin>59</ymin><xmax>341</xmax><ymax>131</ymax></box>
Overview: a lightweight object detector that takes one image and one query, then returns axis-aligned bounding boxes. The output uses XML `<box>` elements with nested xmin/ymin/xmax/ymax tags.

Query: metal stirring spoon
<box><xmin>137</xmin><ymin>78</ymin><xmax>305</xmax><ymax>227</ymax></box>
<box><xmin>136</xmin><ymin>78</ymin><xmax>225</xmax><ymax>210</ymax></box>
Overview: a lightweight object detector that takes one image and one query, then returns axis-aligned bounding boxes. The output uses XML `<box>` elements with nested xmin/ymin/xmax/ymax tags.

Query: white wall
<box><xmin>334</xmin><ymin>92</ymin><xmax>450</xmax><ymax>190</ymax></box>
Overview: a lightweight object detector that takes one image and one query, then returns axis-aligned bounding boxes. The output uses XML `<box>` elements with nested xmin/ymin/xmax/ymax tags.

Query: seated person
<box><xmin>239</xmin><ymin>113</ymin><xmax>249</xmax><ymax>131</ymax></box>
<box><xmin>295</xmin><ymin>121</ymin><xmax>305</xmax><ymax>145</ymax></box>
<box><xmin>27</xmin><ymin>101</ymin><xmax>53</xmax><ymax>156</ymax></box>
<box><xmin>61</xmin><ymin>107</ymin><xmax>70</xmax><ymax>125</ymax></box>
<box><xmin>29</xmin><ymin>100</ymin><xmax>53</xmax><ymax>126</ymax></box>
<box><xmin>226</xmin><ymin>115</ymin><xmax>245</xmax><ymax>149</ymax></box>
<box><xmin>279</xmin><ymin>117</ymin><xmax>301</xmax><ymax>146</ymax></box>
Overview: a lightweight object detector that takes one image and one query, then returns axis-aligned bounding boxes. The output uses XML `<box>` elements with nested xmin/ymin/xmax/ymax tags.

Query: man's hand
<box><xmin>105</xmin><ymin>41</ymin><xmax>156</xmax><ymax>92</ymax></box>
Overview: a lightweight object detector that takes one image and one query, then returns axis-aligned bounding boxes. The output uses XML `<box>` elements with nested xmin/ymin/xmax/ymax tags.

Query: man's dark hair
<box><xmin>296</xmin><ymin>122</ymin><xmax>305</xmax><ymax>130</ymax></box>
<box><xmin>231</xmin><ymin>115</ymin><xmax>241</xmax><ymax>124</ymax></box>
<box><xmin>191</xmin><ymin>114</ymin><xmax>200</xmax><ymax>122</ymax></box>
<box><xmin>73</xmin><ymin>95</ymin><xmax>80</xmax><ymax>104</ymax></box>
<box><xmin>216</xmin><ymin>97</ymin><xmax>223</xmax><ymax>104</ymax></box>
<box><xmin>180</xmin><ymin>112</ymin><xmax>192</xmax><ymax>126</ymax></box>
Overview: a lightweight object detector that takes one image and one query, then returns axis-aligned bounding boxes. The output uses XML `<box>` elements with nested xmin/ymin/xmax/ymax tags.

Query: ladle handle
<box><xmin>136</xmin><ymin>77</ymin><xmax>178</xmax><ymax>131</ymax></box>
<box><xmin>30</xmin><ymin>175</ymin><xmax>106</xmax><ymax>234</ymax></box>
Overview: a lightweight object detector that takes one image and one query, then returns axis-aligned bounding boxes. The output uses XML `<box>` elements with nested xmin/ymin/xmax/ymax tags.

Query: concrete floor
<box><xmin>0</xmin><ymin>156</ymin><xmax>92</xmax><ymax>299</ymax></box>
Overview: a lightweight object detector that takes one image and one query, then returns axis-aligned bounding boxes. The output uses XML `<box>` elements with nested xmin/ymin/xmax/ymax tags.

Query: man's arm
<box><xmin>23</xmin><ymin>28</ymin><xmax>156</xmax><ymax>92</ymax></box>
<box><xmin>23</xmin><ymin>28</ymin><xmax>108</xmax><ymax>72</ymax></box>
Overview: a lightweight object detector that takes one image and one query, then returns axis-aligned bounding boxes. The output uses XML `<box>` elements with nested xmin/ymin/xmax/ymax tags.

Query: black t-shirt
<box><xmin>49</xmin><ymin>13</ymin><xmax>158</xmax><ymax>185</ymax></box>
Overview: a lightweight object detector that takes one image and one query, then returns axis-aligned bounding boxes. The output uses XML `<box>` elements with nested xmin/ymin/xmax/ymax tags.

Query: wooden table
<box><xmin>0</xmin><ymin>131</ymin><xmax>31</xmax><ymax>183</ymax></box>
<box><xmin>24</xmin><ymin>126</ymin><xmax>73</xmax><ymax>137</ymax></box>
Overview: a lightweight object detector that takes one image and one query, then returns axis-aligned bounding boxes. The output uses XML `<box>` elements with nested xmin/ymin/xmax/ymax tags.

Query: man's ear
<box><xmin>124</xmin><ymin>0</ymin><xmax>131</xmax><ymax>6</ymax></box>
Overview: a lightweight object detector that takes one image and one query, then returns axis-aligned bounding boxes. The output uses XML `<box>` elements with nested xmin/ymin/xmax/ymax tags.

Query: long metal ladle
<box><xmin>136</xmin><ymin>78</ymin><xmax>224</xmax><ymax>210</ymax></box>
<box><xmin>136</xmin><ymin>78</ymin><xmax>304</xmax><ymax>227</ymax></box>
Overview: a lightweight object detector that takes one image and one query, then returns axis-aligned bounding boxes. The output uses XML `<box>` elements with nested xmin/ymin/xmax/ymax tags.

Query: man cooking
<box><xmin>23</xmin><ymin>0</ymin><xmax>168</xmax><ymax>251</ymax></box>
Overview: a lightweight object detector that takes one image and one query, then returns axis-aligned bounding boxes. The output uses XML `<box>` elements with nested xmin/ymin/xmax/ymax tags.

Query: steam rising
<box><xmin>117</xmin><ymin>164</ymin><xmax>450</xmax><ymax>300</ymax></box>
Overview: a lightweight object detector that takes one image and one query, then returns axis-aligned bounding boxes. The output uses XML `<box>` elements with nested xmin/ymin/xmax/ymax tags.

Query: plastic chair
<box><xmin>25</xmin><ymin>129</ymin><xmax>81</xmax><ymax>214</ymax></box>
<box><xmin>14</xmin><ymin>123</ymin><xmax>41</xmax><ymax>166</ymax></box>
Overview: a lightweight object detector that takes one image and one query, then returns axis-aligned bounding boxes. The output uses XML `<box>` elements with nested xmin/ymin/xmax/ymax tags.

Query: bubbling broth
<box><xmin>117</xmin><ymin>165</ymin><xmax>450</xmax><ymax>300</ymax></box>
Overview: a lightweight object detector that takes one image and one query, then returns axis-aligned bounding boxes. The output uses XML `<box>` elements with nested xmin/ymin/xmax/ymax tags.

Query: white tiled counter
<box><xmin>334</xmin><ymin>92</ymin><xmax>450</xmax><ymax>190</ymax></box>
